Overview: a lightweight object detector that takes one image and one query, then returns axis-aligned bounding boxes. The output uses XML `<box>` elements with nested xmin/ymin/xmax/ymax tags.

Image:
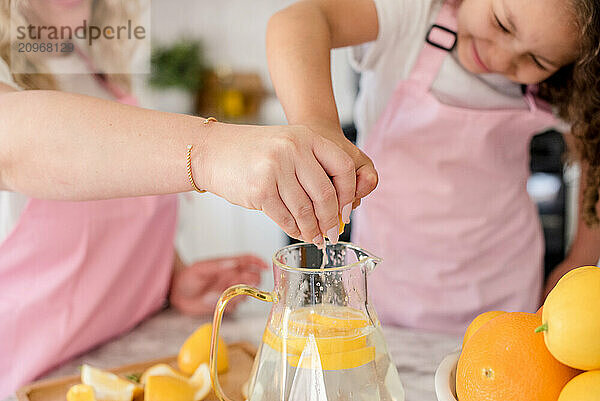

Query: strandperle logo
<box><xmin>15</xmin><ymin>20</ymin><xmax>147</xmax><ymax>46</ymax></box>
<box><xmin>9</xmin><ymin>0</ymin><xmax>151</xmax><ymax>75</ymax></box>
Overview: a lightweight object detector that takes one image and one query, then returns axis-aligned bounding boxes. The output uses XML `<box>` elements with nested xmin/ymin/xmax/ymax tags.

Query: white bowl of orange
<box><xmin>434</xmin><ymin>351</ymin><xmax>459</xmax><ymax>401</ymax></box>
<box><xmin>434</xmin><ymin>310</ymin><xmax>505</xmax><ymax>401</ymax></box>
<box><xmin>436</xmin><ymin>311</ymin><xmax>579</xmax><ymax>401</ymax></box>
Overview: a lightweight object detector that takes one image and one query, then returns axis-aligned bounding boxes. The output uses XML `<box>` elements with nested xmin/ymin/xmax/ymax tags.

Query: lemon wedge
<box><xmin>189</xmin><ymin>363</ymin><xmax>211</xmax><ymax>401</ymax></box>
<box><xmin>140</xmin><ymin>363</ymin><xmax>188</xmax><ymax>385</ymax></box>
<box><xmin>145</xmin><ymin>375</ymin><xmax>195</xmax><ymax>401</ymax></box>
<box><xmin>80</xmin><ymin>364</ymin><xmax>142</xmax><ymax>401</ymax></box>
<box><xmin>66</xmin><ymin>384</ymin><xmax>97</xmax><ymax>401</ymax></box>
<box><xmin>178</xmin><ymin>323</ymin><xmax>229</xmax><ymax>375</ymax></box>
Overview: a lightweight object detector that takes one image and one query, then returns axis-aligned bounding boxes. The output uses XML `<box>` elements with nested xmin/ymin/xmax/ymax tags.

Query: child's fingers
<box><xmin>237</xmin><ymin>270</ymin><xmax>262</xmax><ymax>286</ymax></box>
<box><xmin>310</xmin><ymin>137</ymin><xmax>356</xmax><ymax>232</ymax></box>
<box><xmin>294</xmin><ymin>156</ymin><xmax>342</xmax><ymax>243</ymax></box>
<box><xmin>277</xmin><ymin>178</ymin><xmax>323</xmax><ymax>246</ymax></box>
<box><xmin>236</xmin><ymin>254</ymin><xmax>269</xmax><ymax>271</ymax></box>
<box><xmin>261</xmin><ymin>196</ymin><xmax>303</xmax><ymax>241</ymax></box>
<box><xmin>355</xmin><ymin>164</ymin><xmax>378</xmax><ymax>200</ymax></box>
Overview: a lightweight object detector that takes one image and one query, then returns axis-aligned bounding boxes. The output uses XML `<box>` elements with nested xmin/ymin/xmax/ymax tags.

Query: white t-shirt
<box><xmin>0</xmin><ymin>55</ymin><xmax>117</xmax><ymax>242</ymax></box>
<box><xmin>350</xmin><ymin>0</ymin><xmax>529</xmax><ymax>146</ymax></box>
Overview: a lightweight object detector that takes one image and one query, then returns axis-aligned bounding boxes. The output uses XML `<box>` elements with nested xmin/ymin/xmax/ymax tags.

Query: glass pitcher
<box><xmin>210</xmin><ymin>242</ymin><xmax>405</xmax><ymax>401</ymax></box>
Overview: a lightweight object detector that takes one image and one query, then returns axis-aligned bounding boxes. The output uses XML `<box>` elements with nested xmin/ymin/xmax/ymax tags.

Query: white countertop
<box><xmin>5</xmin><ymin>306</ymin><xmax>461</xmax><ymax>401</ymax></box>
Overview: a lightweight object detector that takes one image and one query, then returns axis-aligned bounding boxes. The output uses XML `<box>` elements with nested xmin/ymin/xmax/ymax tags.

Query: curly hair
<box><xmin>538</xmin><ymin>0</ymin><xmax>600</xmax><ymax>226</ymax></box>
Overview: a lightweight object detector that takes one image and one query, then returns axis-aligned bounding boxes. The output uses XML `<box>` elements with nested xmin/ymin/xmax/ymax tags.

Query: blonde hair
<box><xmin>0</xmin><ymin>0</ymin><xmax>144</xmax><ymax>92</ymax></box>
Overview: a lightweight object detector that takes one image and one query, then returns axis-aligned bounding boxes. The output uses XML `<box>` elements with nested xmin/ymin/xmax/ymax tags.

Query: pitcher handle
<box><xmin>210</xmin><ymin>284</ymin><xmax>275</xmax><ymax>401</ymax></box>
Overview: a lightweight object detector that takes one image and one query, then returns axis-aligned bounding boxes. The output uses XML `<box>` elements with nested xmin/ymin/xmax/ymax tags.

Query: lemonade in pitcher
<box><xmin>247</xmin><ymin>305</ymin><xmax>404</xmax><ymax>400</ymax></box>
<box><xmin>210</xmin><ymin>242</ymin><xmax>405</xmax><ymax>401</ymax></box>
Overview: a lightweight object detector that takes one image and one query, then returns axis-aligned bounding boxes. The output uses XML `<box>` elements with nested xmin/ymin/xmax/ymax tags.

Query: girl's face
<box><xmin>456</xmin><ymin>0</ymin><xmax>580</xmax><ymax>83</ymax></box>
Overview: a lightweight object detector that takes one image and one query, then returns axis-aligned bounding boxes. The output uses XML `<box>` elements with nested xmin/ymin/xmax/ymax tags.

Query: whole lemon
<box><xmin>462</xmin><ymin>310</ymin><xmax>505</xmax><ymax>349</ymax></box>
<box><xmin>558</xmin><ymin>370</ymin><xmax>600</xmax><ymax>401</ymax></box>
<box><xmin>540</xmin><ymin>266</ymin><xmax>600</xmax><ymax>370</ymax></box>
<box><xmin>178</xmin><ymin>323</ymin><xmax>229</xmax><ymax>375</ymax></box>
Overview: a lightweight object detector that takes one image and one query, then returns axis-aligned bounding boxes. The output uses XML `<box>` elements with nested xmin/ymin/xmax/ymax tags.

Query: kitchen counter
<box><xmin>5</xmin><ymin>306</ymin><xmax>461</xmax><ymax>401</ymax></box>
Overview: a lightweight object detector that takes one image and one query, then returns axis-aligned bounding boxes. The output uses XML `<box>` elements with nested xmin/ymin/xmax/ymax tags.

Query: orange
<box><xmin>461</xmin><ymin>310</ymin><xmax>505</xmax><ymax>349</ymax></box>
<box><xmin>456</xmin><ymin>312</ymin><xmax>579</xmax><ymax>401</ymax></box>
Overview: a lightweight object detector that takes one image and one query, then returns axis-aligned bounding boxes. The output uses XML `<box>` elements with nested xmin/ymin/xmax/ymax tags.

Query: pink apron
<box><xmin>0</xmin><ymin>74</ymin><xmax>177</xmax><ymax>396</ymax></box>
<box><xmin>353</xmin><ymin>1</ymin><xmax>556</xmax><ymax>334</ymax></box>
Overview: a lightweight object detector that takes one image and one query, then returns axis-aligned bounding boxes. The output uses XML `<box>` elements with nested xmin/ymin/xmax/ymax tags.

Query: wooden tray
<box><xmin>16</xmin><ymin>342</ymin><xmax>256</xmax><ymax>401</ymax></box>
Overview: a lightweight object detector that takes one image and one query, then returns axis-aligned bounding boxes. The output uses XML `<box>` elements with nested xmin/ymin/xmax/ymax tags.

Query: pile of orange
<box><xmin>456</xmin><ymin>312</ymin><xmax>578</xmax><ymax>401</ymax></box>
<box><xmin>456</xmin><ymin>265</ymin><xmax>600</xmax><ymax>401</ymax></box>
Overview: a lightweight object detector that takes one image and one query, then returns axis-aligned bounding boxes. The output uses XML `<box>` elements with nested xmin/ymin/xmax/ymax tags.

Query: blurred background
<box><xmin>136</xmin><ymin>0</ymin><xmax>578</xmax><ymax>290</ymax></box>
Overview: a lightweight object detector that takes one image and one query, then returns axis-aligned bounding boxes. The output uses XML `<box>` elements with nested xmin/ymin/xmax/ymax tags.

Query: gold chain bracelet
<box><xmin>186</xmin><ymin>117</ymin><xmax>217</xmax><ymax>193</ymax></box>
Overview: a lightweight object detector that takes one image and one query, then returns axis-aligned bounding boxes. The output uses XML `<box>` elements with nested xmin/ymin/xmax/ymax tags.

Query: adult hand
<box><xmin>169</xmin><ymin>254</ymin><xmax>268</xmax><ymax>316</ymax></box>
<box><xmin>197</xmin><ymin>124</ymin><xmax>356</xmax><ymax>246</ymax></box>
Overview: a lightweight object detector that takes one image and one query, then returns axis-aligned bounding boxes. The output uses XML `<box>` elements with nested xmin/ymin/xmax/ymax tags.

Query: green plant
<box><xmin>150</xmin><ymin>39</ymin><xmax>206</xmax><ymax>92</ymax></box>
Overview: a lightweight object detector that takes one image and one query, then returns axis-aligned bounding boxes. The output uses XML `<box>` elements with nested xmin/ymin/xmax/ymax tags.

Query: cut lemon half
<box><xmin>66</xmin><ymin>384</ymin><xmax>96</xmax><ymax>401</ymax></box>
<box><xmin>81</xmin><ymin>364</ymin><xmax>142</xmax><ymax>401</ymax></box>
<box><xmin>145</xmin><ymin>375</ymin><xmax>195</xmax><ymax>401</ymax></box>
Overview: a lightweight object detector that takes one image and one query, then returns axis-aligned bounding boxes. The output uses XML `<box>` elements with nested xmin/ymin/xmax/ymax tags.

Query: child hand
<box><xmin>309</xmin><ymin>124</ymin><xmax>378</xmax><ymax>210</ymax></box>
<box><xmin>197</xmin><ymin>124</ymin><xmax>356</xmax><ymax>245</ymax></box>
<box><xmin>169</xmin><ymin>254</ymin><xmax>268</xmax><ymax>316</ymax></box>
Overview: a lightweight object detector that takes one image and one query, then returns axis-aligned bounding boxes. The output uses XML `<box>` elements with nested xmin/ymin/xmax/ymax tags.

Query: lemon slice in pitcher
<box><xmin>287</xmin><ymin>305</ymin><xmax>370</xmax><ymax>337</ymax></box>
<box><xmin>306</xmin><ymin>305</ymin><xmax>370</xmax><ymax>331</ymax></box>
<box><xmin>288</xmin><ymin>345</ymin><xmax>376</xmax><ymax>370</ymax></box>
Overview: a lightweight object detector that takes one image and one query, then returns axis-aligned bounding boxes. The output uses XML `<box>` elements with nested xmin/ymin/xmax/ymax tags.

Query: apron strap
<box><xmin>409</xmin><ymin>0</ymin><xmax>459</xmax><ymax>85</ymax></box>
<box><xmin>73</xmin><ymin>45</ymin><xmax>138</xmax><ymax>106</ymax></box>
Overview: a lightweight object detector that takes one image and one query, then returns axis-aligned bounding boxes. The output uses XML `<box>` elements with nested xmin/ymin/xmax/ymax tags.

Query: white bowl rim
<box><xmin>434</xmin><ymin>350</ymin><xmax>461</xmax><ymax>401</ymax></box>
